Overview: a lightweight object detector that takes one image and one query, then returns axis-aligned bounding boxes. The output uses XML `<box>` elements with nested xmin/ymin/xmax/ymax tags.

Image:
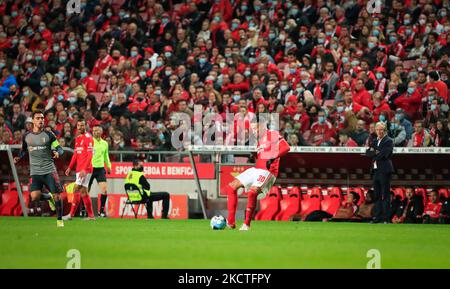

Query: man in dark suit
<box><xmin>366</xmin><ymin>122</ymin><xmax>394</xmax><ymax>223</ymax></box>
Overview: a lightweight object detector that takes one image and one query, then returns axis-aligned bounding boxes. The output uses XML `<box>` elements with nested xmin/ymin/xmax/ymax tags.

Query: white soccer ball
<box><xmin>210</xmin><ymin>215</ymin><xmax>227</xmax><ymax>230</ymax></box>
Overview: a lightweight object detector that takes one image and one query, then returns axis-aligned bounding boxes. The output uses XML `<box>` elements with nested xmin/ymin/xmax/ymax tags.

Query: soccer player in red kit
<box><xmin>63</xmin><ymin>119</ymin><xmax>95</xmax><ymax>220</ymax></box>
<box><xmin>224</xmin><ymin>121</ymin><xmax>291</xmax><ymax>231</ymax></box>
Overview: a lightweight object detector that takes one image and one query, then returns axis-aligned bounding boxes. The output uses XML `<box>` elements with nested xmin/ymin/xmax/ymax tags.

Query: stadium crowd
<box><xmin>1</xmin><ymin>0</ymin><xmax>450</xmax><ymax>154</ymax></box>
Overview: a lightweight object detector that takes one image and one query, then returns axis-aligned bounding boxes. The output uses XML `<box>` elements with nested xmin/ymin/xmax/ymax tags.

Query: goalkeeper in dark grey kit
<box><xmin>14</xmin><ymin>110</ymin><xmax>65</xmax><ymax>227</ymax></box>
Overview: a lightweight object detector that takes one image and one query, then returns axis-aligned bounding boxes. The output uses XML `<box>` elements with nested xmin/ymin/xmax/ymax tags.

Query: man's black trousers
<box><xmin>373</xmin><ymin>170</ymin><xmax>392</xmax><ymax>222</ymax></box>
<box><xmin>143</xmin><ymin>192</ymin><xmax>170</xmax><ymax>218</ymax></box>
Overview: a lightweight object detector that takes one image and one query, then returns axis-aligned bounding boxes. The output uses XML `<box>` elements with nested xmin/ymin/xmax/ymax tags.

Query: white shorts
<box><xmin>236</xmin><ymin>167</ymin><xmax>276</xmax><ymax>195</ymax></box>
<box><xmin>75</xmin><ymin>172</ymin><xmax>92</xmax><ymax>188</ymax></box>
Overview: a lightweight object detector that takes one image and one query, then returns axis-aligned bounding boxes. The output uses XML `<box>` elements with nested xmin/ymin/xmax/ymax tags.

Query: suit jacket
<box><xmin>365</xmin><ymin>135</ymin><xmax>394</xmax><ymax>173</ymax></box>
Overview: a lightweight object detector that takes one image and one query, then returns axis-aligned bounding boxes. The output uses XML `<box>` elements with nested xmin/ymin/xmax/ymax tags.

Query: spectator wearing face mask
<box><xmin>374</xmin><ymin>67</ymin><xmax>388</xmax><ymax>95</ymax></box>
<box><xmin>425</xmin><ymin>71</ymin><xmax>448</xmax><ymax>103</ymax></box>
<box><xmin>329</xmin><ymin>100</ymin><xmax>346</xmax><ymax>130</ymax></box>
<box><xmin>394</xmin><ymin>81</ymin><xmax>423</xmax><ymax>120</ymax></box>
<box><xmin>393</xmin><ymin>108</ymin><xmax>413</xmax><ymax>140</ymax></box>
<box><xmin>372</xmin><ymin>92</ymin><xmax>391</xmax><ymax>122</ymax></box>
<box><xmin>193</xmin><ymin>52</ymin><xmax>213</xmax><ymax>82</ymax></box>
<box><xmin>308</xmin><ymin>110</ymin><xmax>336</xmax><ymax>146</ymax></box>
<box><xmin>388</xmin><ymin>116</ymin><xmax>407</xmax><ymax>147</ymax></box>
<box><xmin>425</xmin><ymin>97</ymin><xmax>446</xmax><ymax>128</ymax></box>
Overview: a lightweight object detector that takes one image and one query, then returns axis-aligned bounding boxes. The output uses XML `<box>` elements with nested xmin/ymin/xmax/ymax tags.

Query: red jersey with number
<box><xmin>255</xmin><ymin>130</ymin><xmax>291</xmax><ymax>177</ymax></box>
<box><xmin>69</xmin><ymin>132</ymin><xmax>94</xmax><ymax>173</ymax></box>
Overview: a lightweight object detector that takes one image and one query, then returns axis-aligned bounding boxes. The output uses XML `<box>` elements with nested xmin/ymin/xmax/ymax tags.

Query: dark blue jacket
<box><xmin>366</xmin><ymin>135</ymin><xmax>394</xmax><ymax>173</ymax></box>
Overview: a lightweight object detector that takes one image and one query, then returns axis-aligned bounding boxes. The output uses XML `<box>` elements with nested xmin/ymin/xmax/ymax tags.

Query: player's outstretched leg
<box><xmin>81</xmin><ymin>190</ymin><xmax>95</xmax><ymax>220</ymax></box>
<box><xmin>240</xmin><ymin>188</ymin><xmax>259</xmax><ymax>231</ymax></box>
<box><xmin>80</xmin><ymin>186</ymin><xmax>95</xmax><ymax>220</ymax></box>
<box><xmin>225</xmin><ymin>180</ymin><xmax>242</xmax><ymax>229</ymax></box>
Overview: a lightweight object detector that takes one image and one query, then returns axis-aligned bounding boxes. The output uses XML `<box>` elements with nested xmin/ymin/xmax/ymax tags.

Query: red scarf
<box><xmin>314</xmin><ymin>84</ymin><xmax>322</xmax><ymax>103</ymax></box>
<box><xmin>413</xmin><ymin>130</ymin><xmax>425</xmax><ymax>147</ymax></box>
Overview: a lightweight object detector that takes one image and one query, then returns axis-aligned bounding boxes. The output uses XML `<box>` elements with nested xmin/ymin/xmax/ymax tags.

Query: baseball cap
<box><xmin>287</xmin><ymin>95</ymin><xmax>298</xmax><ymax>103</ymax></box>
<box><xmin>144</xmin><ymin>47</ymin><xmax>154</xmax><ymax>54</ymax></box>
<box><xmin>164</xmin><ymin>45</ymin><xmax>173</xmax><ymax>52</ymax></box>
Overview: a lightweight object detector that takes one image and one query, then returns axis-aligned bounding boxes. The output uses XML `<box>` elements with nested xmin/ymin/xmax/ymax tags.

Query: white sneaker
<box><xmin>226</xmin><ymin>222</ymin><xmax>236</xmax><ymax>229</ymax></box>
<box><xmin>62</xmin><ymin>214</ymin><xmax>72</xmax><ymax>221</ymax></box>
<box><xmin>239</xmin><ymin>224</ymin><xmax>250</xmax><ymax>231</ymax></box>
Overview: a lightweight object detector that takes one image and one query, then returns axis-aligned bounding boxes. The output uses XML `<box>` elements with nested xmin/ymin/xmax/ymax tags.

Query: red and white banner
<box><xmin>108</xmin><ymin>162</ymin><xmax>215</xmax><ymax>179</ymax></box>
<box><xmin>100</xmin><ymin>194</ymin><xmax>189</xmax><ymax>219</ymax></box>
<box><xmin>219</xmin><ymin>165</ymin><xmax>252</xmax><ymax>197</ymax></box>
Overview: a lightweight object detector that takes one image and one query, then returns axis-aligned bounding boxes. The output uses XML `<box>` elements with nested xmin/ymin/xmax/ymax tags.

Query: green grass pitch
<box><xmin>1</xmin><ymin>217</ymin><xmax>450</xmax><ymax>269</ymax></box>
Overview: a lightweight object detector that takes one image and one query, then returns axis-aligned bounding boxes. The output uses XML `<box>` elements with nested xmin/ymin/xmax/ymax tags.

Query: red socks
<box><xmin>244</xmin><ymin>190</ymin><xmax>259</xmax><ymax>226</ymax></box>
<box><xmin>69</xmin><ymin>192</ymin><xmax>81</xmax><ymax>217</ymax></box>
<box><xmin>81</xmin><ymin>194</ymin><xmax>94</xmax><ymax>218</ymax></box>
<box><xmin>226</xmin><ymin>185</ymin><xmax>237</xmax><ymax>226</ymax></box>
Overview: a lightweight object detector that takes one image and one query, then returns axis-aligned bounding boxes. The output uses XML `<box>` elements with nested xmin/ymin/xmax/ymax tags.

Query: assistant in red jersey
<box><xmin>422</xmin><ymin>190</ymin><xmax>442</xmax><ymax>224</ymax></box>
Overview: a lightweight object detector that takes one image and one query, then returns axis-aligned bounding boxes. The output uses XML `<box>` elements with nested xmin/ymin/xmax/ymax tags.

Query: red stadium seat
<box><xmin>438</xmin><ymin>188</ymin><xmax>449</xmax><ymax>199</ymax></box>
<box><xmin>296</xmin><ymin>187</ymin><xmax>323</xmax><ymax>219</ymax></box>
<box><xmin>13</xmin><ymin>191</ymin><xmax>30</xmax><ymax>216</ymax></box>
<box><xmin>255</xmin><ymin>187</ymin><xmax>282</xmax><ymax>221</ymax></box>
<box><xmin>0</xmin><ymin>189</ymin><xmax>20</xmax><ymax>216</ymax></box>
<box><xmin>306</xmin><ymin>187</ymin><xmax>322</xmax><ymax>200</ymax></box>
<box><xmin>324</xmin><ymin>187</ymin><xmax>342</xmax><ymax>200</ymax></box>
<box><xmin>321</xmin><ymin>196</ymin><xmax>341</xmax><ymax>216</ymax></box>
<box><xmin>393</xmin><ymin>187</ymin><xmax>406</xmax><ymax>200</ymax></box>
<box><xmin>415</xmin><ymin>188</ymin><xmax>428</xmax><ymax>205</ymax></box>
<box><xmin>275</xmin><ymin>187</ymin><xmax>301</xmax><ymax>221</ymax></box>
<box><xmin>299</xmin><ymin>196</ymin><xmax>321</xmax><ymax>219</ymax></box>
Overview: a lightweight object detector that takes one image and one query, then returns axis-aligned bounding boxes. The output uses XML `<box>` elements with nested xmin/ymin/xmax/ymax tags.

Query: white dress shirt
<box><xmin>373</xmin><ymin>134</ymin><xmax>386</xmax><ymax>169</ymax></box>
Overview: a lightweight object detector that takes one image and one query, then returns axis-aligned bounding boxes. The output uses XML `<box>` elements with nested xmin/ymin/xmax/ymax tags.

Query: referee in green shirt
<box><xmin>89</xmin><ymin>126</ymin><xmax>112</xmax><ymax>217</ymax></box>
